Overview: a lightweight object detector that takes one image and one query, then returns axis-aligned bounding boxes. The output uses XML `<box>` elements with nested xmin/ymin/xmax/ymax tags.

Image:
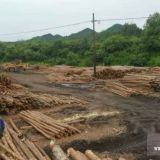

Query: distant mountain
<box><xmin>105</xmin><ymin>24</ymin><xmax>124</xmax><ymax>33</ymax></box>
<box><xmin>97</xmin><ymin>24</ymin><xmax>124</xmax><ymax>40</ymax></box>
<box><xmin>68</xmin><ymin>28</ymin><xmax>94</xmax><ymax>39</ymax></box>
<box><xmin>31</xmin><ymin>33</ymin><xmax>63</xmax><ymax>41</ymax></box>
<box><xmin>29</xmin><ymin>23</ymin><xmax>140</xmax><ymax>42</ymax></box>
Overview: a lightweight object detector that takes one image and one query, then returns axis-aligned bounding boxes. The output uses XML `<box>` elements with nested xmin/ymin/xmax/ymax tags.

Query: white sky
<box><xmin>0</xmin><ymin>0</ymin><xmax>159</xmax><ymax>41</ymax></box>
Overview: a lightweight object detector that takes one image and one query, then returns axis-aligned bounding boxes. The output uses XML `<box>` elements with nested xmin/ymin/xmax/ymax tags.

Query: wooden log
<box><xmin>20</xmin><ymin>115</ymin><xmax>51</xmax><ymax>139</ymax></box>
<box><xmin>20</xmin><ymin>113</ymin><xmax>62</xmax><ymax>135</ymax></box>
<box><xmin>85</xmin><ymin>150</ymin><xmax>101</xmax><ymax>160</ymax></box>
<box><xmin>119</xmin><ymin>158</ymin><xmax>126</xmax><ymax>160</ymax></box>
<box><xmin>5</xmin><ymin>125</ymin><xmax>20</xmax><ymax>155</ymax></box>
<box><xmin>67</xmin><ymin>148</ymin><xmax>89</xmax><ymax>160</ymax></box>
<box><xmin>0</xmin><ymin>143</ymin><xmax>24</xmax><ymax>160</ymax></box>
<box><xmin>9</xmin><ymin>118</ymin><xmax>23</xmax><ymax>136</ymax></box>
<box><xmin>50</xmin><ymin>140</ymin><xmax>69</xmax><ymax>160</ymax></box>
<box><xmin>0</xmin><ymin>153</ymin><xmax>11</xmax><ymax>160</ymax></box>
<box><xmin>1</xmin><ymin>136</ymin><xmax>9</xmax><ymax>148</ymax></box>
<box><xmin>34</xmin><ymin>142</ymin><xmax>51</xmax><ymax>160</ymax></box>
<box><xmin>8</xmin><ymin>128</ymin><xmax>36</xmax><ymax>160</ymax></box>
<box><xmin>24</xmin><ymin>139</ymin><xmax>46</xmax><ymax>160</ymax></box>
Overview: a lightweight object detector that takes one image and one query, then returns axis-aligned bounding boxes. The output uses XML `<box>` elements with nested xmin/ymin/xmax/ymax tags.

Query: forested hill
<box><xmin>0</xmin><ymin>12</ymin><xmax>160</xmax><ymax>66</ymax></box>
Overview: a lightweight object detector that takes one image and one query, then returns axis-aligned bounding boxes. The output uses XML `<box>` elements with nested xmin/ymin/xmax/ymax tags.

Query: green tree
<box><xmin>143</xmin><ymin>12</ymin><xmax>160</xmax><ymax>52</ymax></box>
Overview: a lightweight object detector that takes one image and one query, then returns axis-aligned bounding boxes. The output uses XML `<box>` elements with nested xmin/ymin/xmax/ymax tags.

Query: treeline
<box><xmin>0</xmin><ymin>12</ymin><xmax>160</xmax><ymax>66</ymax></box>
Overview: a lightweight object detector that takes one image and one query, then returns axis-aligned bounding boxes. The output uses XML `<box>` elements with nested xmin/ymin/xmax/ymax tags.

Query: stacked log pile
<box><xmin>0</xmin><ymin>81</ymin><xmax>87</xmax><ymax>114</ymax></box>
<box><xmin>20</xmin><ymin>111</ymin><xmax>81</xmax><ymax>139</ymax></box>
<box><xmin>0</xmin><ymin>120</ymin><xmax>51</xmax><ymax>160</ymax></box>
<box><xmin>0</xmin><ymin>74</ymin><xmax>12</xmax><ymax>86</ymax></box>
<box><xmin>105</xmin><ymin>81</ymin><xmax>136</xmax><ymax>97</ymax></box>
<box><xmin>96</xmin><ymin>69</ymin><xmax>126</xmax><ymax>79</ymax></box>
<box><xmin>95</xmin><ymin>68</ymin><xmax>145</xmax><ymax>80</ymax></box>
<box><xmin>148</xmin><ymin>67</ymin><xmax>160</xmax><ymax>75</ymax></box>
<box><xmin>150</xmin><ymin>78</ymin><xmax>160</xmax><ymax>92</ymax></box>
<box><xmin>105</xmin><ymin>73</ymin><xmax>160</xmax><ymax>97</ymax></box>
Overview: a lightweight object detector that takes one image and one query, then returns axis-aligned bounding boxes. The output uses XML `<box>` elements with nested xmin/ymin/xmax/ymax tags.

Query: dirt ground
<box><xmin>5</xmin><ymin>68</ymin><xmax>160</xmax><ymax>160</ymax></box>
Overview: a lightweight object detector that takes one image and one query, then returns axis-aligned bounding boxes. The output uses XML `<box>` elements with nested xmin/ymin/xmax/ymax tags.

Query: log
<box><xmin>50</xmin><ymin>140</ymin><xmax>69</xmax><ymax>160</ymax></box>
<box><xmin>34</xmin><ymin>142</ymin><xmax>51</xmax><ymax>160</ymax></box>
<box><xmin>85</xmin><ymin>150</ymin><xmax>101</xmax><ymax>160</ymax></box>
<box><xmin>67</xmin><ymin>148</ymin><xmax>89</xmax><ymax>160</ymax></box>
<box><xmin>9</xmin><ymin>118</ymin><xmax>23</xmax><ymax>136</ymax></box>
<box><xmin>0</xmin><ymin>153</ymin><xmax>11</xmax><ymax>160</ymax></box>
<box><xmin>24</xmin><ymin>139</ymin><xmax>46</xmax><ymax>160</ymax></box>
<box><xmin>0</xmin><ymin>143</ymin><xmax>24</xmax><ymax>160</ymax></box>
<box><xmin>8</xmin><ymin>128</ymin><xmax>36</xmax><ymax>160</ymax></box>
<box><xmin>5</xmin><ymin>125</ymin><xmax>20</xmax><ymax>155</ymax></box>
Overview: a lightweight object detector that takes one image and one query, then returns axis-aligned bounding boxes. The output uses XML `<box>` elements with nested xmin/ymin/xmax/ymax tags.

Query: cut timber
<box><xmin>8</xmin><ymin>128</ymin><xmax>36</xmax><ymax>160</ymax></box>
<box><xmin>67</xmin><ymin>148</ymin><xmax>89</xmax><ymax>160</ymax></box>
<box><xmin>85</xmin><ymin>150</ymin><xmax>101</xmax><ymax>160</ymax></box>
<box><xmin>0</xmin><ymin>143</ymin><xmax>25</xmax><ymax>160</ymax></box>
<box><xmin>34</xmin><ymin>142</ymin><xmax>51</xmax><ymax>160</ymax></box>
<box><xmin>20</xmin><ymin>111</ymin><xmax>80</xmax><ymax>139</ymax></box>
<box><xmin>50</xmin><ymin>140</ymin><xmax>69</xmax><ymax>160</ymax></box>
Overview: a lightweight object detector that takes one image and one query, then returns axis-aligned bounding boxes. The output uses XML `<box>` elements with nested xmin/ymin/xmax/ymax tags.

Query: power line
<box><xmin>0</xmin><ymin>16</ymin><xmax>148</xmax><ymax>36</ymax></box>
<box><xmin>97</xmin><ymin>16</ymin><xmax>148</xmax><ymax>22</ymax></box>
<box><xmin>0</xmin><ymin>20</ymin><xmax>91</xmax><ymax>36</ymax></box>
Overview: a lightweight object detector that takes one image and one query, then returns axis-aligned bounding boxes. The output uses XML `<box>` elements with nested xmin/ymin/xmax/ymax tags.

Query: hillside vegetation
<box><xmin>0</xmin><ymin>12</ymin><xmax>160</xmax><ymax>66</ymax></box>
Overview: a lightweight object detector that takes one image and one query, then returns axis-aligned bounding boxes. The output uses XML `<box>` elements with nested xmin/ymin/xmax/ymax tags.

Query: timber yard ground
<box><xmin>1</xmin><ymin>64</ymin><xmax>160</xmax><ymax>160</ymax></box>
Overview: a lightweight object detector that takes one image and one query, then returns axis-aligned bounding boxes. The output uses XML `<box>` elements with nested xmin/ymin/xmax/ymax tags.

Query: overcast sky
<box><xmin>0</xmin><ymin>0</ymin><xmax>159</xmax><ymax>41</ymax></box>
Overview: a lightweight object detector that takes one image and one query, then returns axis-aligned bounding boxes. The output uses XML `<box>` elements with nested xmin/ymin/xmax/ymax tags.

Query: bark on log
<box><xmin>24</xmin><ymin>139</ymin><xmax>46</xmax><ymax>160</ymax></box>
<box><xmin>50</xmin><ymin>141</ymin><xmax>69</xmax><ymax>160</ymax></box>
<box><xmin>8</xmin><ymin>128</ymin><xmax>36</xmax><ymax>160</ymax></box>
<box><xmin>67</xmin><ymin>148</ymin><xmax>89</xmax><ymax>160</ymax></box>
<box><xmin>85</xmin><ymin>150</ymin><xmax>101</xmax><ymax>160</ymax></box>
<box><xmin>0</xmin><ymin>143</ymin><xmax>24</xmax><ymax>160</ymax></box>
<box><xmin>34</xmin><ymin>142</ymin><xmax>51</xmax><ymax>160</ymax></box>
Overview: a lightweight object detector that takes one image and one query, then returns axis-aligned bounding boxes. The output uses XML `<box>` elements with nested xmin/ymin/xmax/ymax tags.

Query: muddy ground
<box><xmin>6</xmin><ymin>71</ymin><xmax>160</xmax><ymax>160</ymax></box>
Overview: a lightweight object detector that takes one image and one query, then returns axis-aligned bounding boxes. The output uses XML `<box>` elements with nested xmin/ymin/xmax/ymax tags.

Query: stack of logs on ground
<box><xmin>104</xmin><ymin>71</ymin><xmax>160</xmax><ymax>97</ymax></box>
<box><xmin>0</xmin><ymin>111</ymin><xmax>81</xmax><ymax>160</ymax></box>
<box><xmin>0</xmin><ymin>74</ymin><xmax>13</xmax><ymax>94</ymax></box>
<box><xmin>0</xmin><ymin>119</ymin><xmax>51</xmax><ymax>160</ymax></box>
<box><xmin>20</xmin><ymin>111</ymin><xmax>81</xmax><ymax>139</ymax></box>
<box><xmin>95</xmin><ymin>68</ymin><xmax>144</xmax><ymax>80</ymax></box>
<box><xmin>0</xmin><ymin>74</ymin><xmax>87</xmax><ymax>114</ymax></box>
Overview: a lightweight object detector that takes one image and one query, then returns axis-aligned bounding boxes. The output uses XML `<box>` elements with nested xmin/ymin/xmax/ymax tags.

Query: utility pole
<box><xmin>92</xmin><ymin>13</ymin><xmax>96</xmax><ymax>77</ymax></box>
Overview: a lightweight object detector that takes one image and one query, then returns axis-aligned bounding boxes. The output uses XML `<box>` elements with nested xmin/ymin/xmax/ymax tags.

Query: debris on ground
<box><xmin>63</xmin><ymin>111</ymin><xmax>120</xmax><ymax>124</ymax></box>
